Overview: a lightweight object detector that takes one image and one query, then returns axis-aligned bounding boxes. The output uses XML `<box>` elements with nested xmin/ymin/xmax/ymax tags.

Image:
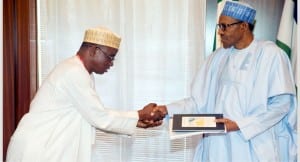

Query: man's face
<box><xmin>90</xmin><ymin>45</ymin><xmax>118</xmax><ymax>74</ymax></box>
<box><xmin>217</xmin><ymin>15</ymin><xmax>244</xmax><ymax>48</ymax></box>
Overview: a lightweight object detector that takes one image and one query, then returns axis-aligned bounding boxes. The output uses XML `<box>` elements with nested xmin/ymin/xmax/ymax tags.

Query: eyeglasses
<box><xmin>216</xmin><ymin>21</ymin><xmax>243</xmax><ymax>31</ymax></box>
<box><xmin>96</xmin><ymin>47</ymin><xmax>115</xmax><ymax>62</ymax></box>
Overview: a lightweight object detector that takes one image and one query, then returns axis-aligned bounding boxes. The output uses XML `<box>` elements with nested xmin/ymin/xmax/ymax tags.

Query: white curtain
<box><xmin>38</xmin><ymin>0</ymin><xmax>206</xmax><ymax>161</ymax></box>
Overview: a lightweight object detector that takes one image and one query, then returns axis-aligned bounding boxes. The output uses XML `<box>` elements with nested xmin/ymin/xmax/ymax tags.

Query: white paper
<box><xmin>169</xmin><ymin>118</ymin><xmax>204</xmax><ymax>140</ymax></box>
<box><xmin>182</xmin><ymin>116</ymin><xmax>216</xmax><ymax>127</ymax></box>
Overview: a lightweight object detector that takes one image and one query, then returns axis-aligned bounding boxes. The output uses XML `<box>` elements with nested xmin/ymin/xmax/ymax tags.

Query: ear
<box><xmin>240</xmin><ymin>22</ymin><xmax>249</xmax><ymax>31</ymax></box>
<box><xmin>89</xmin><ymin>46</ymin><xmax>97</xmax><ymax>57</ymax></box>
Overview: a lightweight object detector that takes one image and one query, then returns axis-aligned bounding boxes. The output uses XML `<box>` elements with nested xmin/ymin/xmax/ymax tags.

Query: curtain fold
<box><xmin>39</xmin><ymin>0</ymin><xmax>205</xmax><ymax>110</ymax></box>
<box><xmin>38</xmin><ymin>0</ymin><xmax>206</xmax><ymax>161</ymax></box>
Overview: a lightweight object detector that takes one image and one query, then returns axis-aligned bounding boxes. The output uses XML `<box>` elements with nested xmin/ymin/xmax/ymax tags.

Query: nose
<box><xmin>218</xmin><ymin>29</ymin><xmax>224</xmax><ymax>35</ymax></box>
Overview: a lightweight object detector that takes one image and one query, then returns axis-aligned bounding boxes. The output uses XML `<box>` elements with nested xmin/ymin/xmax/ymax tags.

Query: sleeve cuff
<box><xmin>236</xmin><ymin>117</ymin><xmax>257</xmax><ymax>140</ymax></box>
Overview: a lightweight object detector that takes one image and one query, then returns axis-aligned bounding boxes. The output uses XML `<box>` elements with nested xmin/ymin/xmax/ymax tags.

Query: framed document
<box><xmin>172</xmin><ymin>114</ymin><xmax>225</xmax><ymax>133</ymax></box>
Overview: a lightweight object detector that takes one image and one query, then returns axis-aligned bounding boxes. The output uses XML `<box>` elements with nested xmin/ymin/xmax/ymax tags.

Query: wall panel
<box><xmin>3</xmin><ymin>0</ymin><xmax>37</xmax><ymax>160</ymax></box>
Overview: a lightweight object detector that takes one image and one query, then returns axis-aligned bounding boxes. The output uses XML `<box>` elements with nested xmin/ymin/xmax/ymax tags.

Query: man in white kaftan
<box><xmin>155</xmin><ymin>1</ymin><xmax>297</xmax><ymax>162</ymax></box>
<box><xmin>6</xmin><ymin>27</ymin><xmax>166</xmax><ymax>162</ymax></box>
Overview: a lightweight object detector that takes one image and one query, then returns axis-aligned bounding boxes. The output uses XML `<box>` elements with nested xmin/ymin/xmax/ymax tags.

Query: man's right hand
<box><xmin>137</xmin><ymin>103</ymin><xmax>168</xmax><ymax>128</ymax></box>
<box><xmin>138</xmin><ymin>103</ymin><xmax>161</xmax><ymax>121</ymax></box>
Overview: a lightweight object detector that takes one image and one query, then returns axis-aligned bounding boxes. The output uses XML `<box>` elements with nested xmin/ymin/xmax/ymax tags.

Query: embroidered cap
<box><xmin>83</xmin><ymin>26</ymin><xmax>121</xmax><ymax>49</ymax></box>
<box><xmin>221</xmin><ymin>1</ymin><xmax>256</xmax><ymax>24</ymax></box>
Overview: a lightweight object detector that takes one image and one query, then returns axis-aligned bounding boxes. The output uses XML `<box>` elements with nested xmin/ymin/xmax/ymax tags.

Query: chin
<box><xmin>221</xmin><ymin>43</ymin><xmax>228</xmax><ymax>48</ymax></box>
<box><xmin>95</xmin><ymin>71</ymin><xmax>105</xmax><ymax>74</ymax></box>
<box><xmin>221</xmin><ymin>40</ymin><xmax>232</xmax><ymax>49</ymax></box>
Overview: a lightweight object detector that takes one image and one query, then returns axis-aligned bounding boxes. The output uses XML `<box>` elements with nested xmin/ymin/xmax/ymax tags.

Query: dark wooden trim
<box><xmin>3</xmin><ymin>0</ymin><xmax>37</xmax><ymax>160</ymax></box>
<box><xmin>3</xmin><ymin>0</ymin><xmax>16</xmax><ymax>159</ymax></box>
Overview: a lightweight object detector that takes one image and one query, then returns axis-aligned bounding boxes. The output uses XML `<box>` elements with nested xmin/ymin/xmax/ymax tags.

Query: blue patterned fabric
<box><xmin>221</xmin><ymin>1</ymin><xmax>256</xmax><ymax>24</ymax></box>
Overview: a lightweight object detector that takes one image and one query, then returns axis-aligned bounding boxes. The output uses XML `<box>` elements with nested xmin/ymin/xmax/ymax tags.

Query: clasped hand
<box><xmin>137</xmin><ymin>103</ymin><xmax>168</xmax><ymax>128</ymax></box>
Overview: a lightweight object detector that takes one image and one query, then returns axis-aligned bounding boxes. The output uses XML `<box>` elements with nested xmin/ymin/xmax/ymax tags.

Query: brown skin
<box><xmin>155</xmin><ymin>105</ymin><xmax>168</xmax><ymax>116</ymax></box>
<box><xmin>215</xmin><ymin>118</ymin><xmax>239</xmax><ymax>132</ymax></box>
<box><xmin>137</xmin><ymin>103</ymin><xmax>167</xmax><ymax>128</ymax></box>
<box><xmin>218</xmin><ymin>15</ymin><xmax>254</xmax><ymax>49</ymax></box>
<box><xmin>77</xmin><ymin>43</ymin><xmax>117</xmax><ymax>74</ymax></box>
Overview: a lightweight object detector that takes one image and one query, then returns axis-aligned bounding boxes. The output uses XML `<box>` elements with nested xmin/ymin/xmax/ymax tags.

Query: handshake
<box><xmin>137</xmin><ymin>103</ymin><xmax>168</xmax><ymax>128</ymax></box>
